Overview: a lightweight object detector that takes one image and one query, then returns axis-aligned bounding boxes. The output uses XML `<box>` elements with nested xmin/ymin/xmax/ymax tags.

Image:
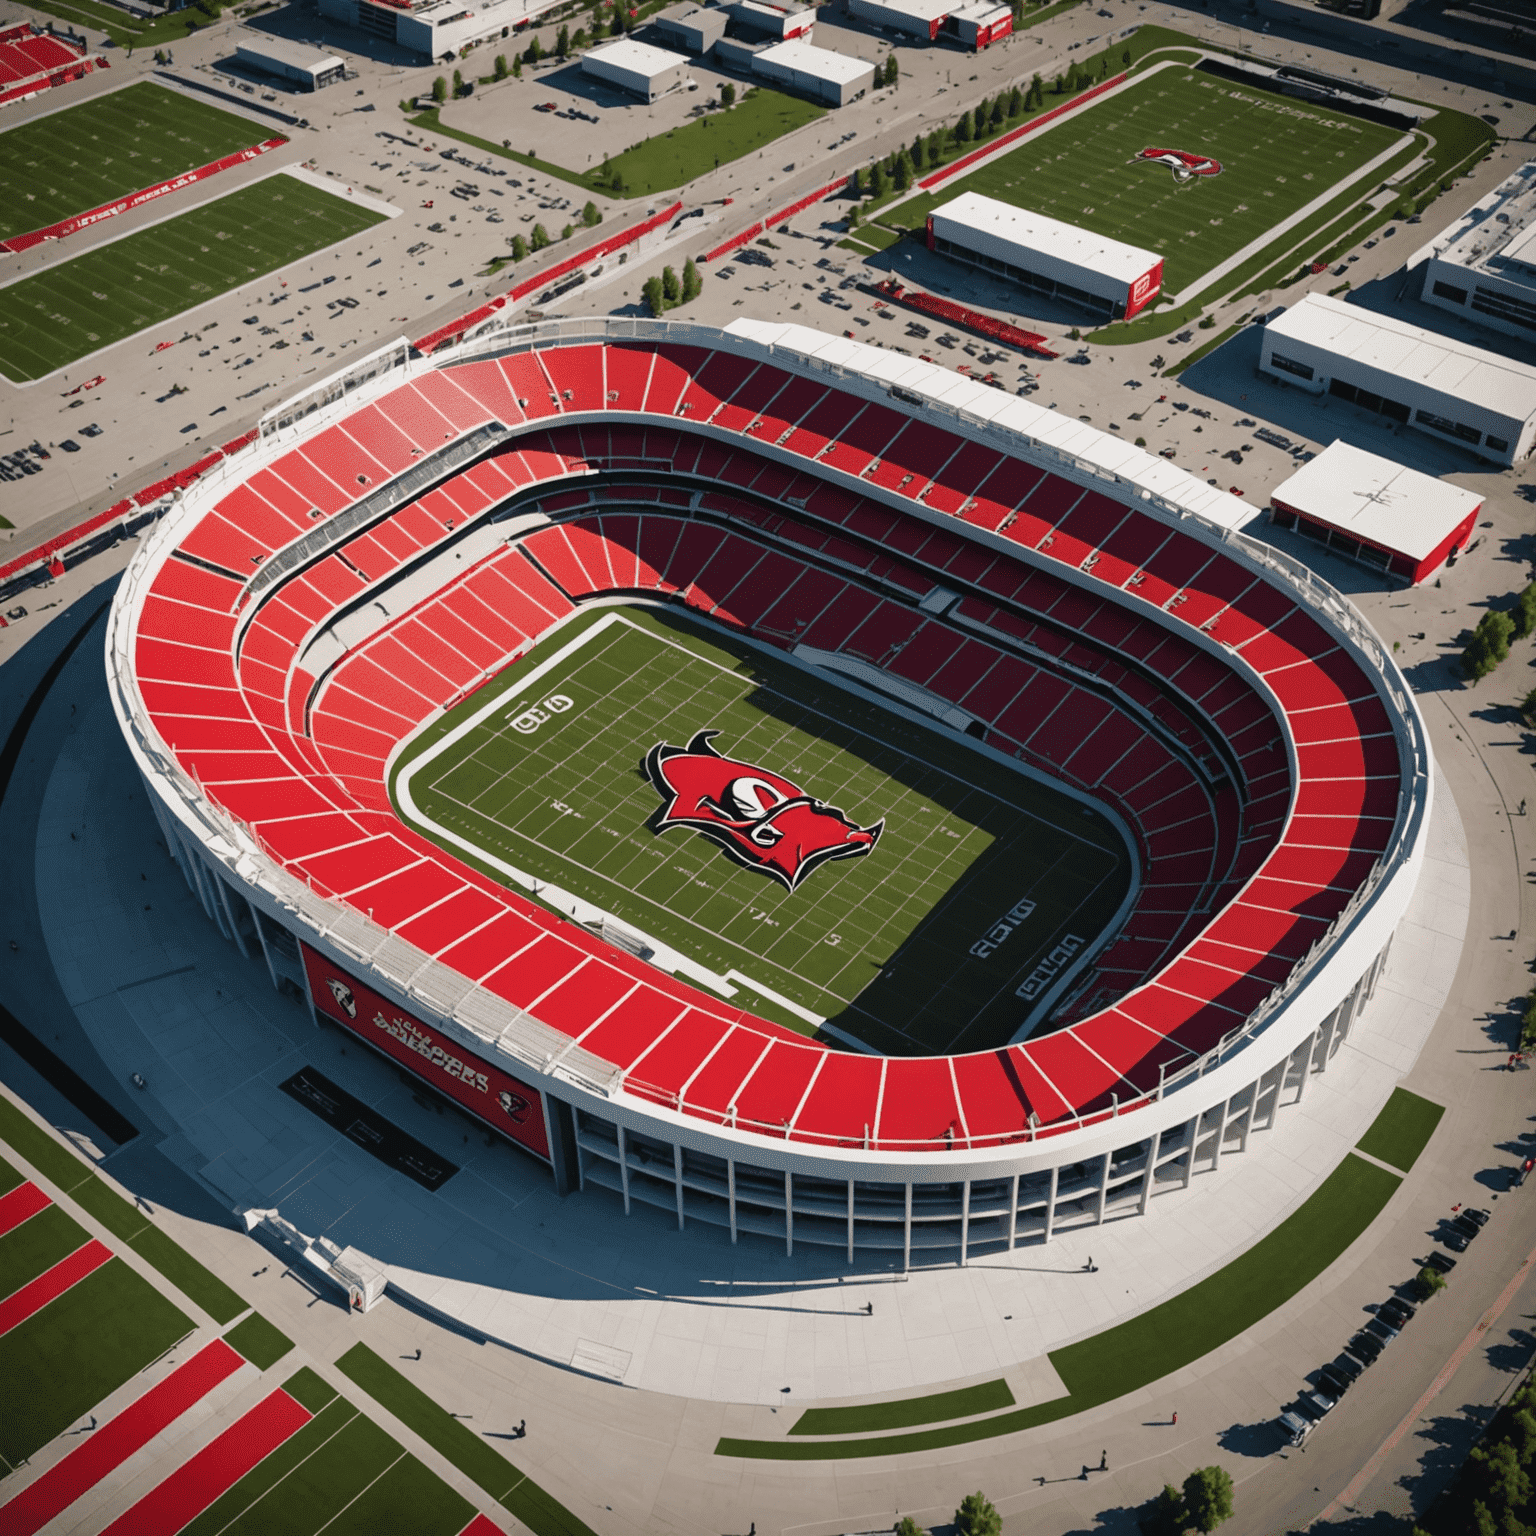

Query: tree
<box><xmin>1051</xmin><ymin>71</ymin><xmax>1064</xmax><ymax>94</ymax></box>
<box><xmin>1463</xmin><ymin>610</ymin><xmax>1515</xmax><ymax>681</ymax></box>
<box><xmin>525</xmin><ymin>32</ymin><xmax>542</xmax><ymax>61</ymax></box>
<box><xmin>1469</xmin><ymin>1441</ymin><xmax>1533</xmax><ymax>1514</ymax></box>
<box><xmin>432</xmin><ymin>73</ymin><xmax>448</xmax><ymax>103</ymax></box>
<box><xmin>1029</xmin><ymin>72</ymin><xmax>1044</xmax><ymax>108</ymax></box>
<box><xmin>925</xmin><ymin>130</ymin><xmax>941</xmax><ymax>167</ymax></box>
<box><xmin>493</xmin><ymin>52</ymin><xmax>508</xmax><ymax>77</ymax></box>
<box><xmin>847</xmin><ymin>203</ymin><xmax>860</xmax><ymax>228</ymax></box>
<box><xmin>894</xmin><ymin>148</ymin><xmax>913</xmax><ymax>190</ymax></box>
<box><xmin>883</xmin><ymin>53</ymin><xmax>898</xmax><ymax>87</ymax></box>
<box><xmin>895</xmin><ymin>1521</ymin><xmax>925</xmax><ymax>1536</ymax></box>
<box><xmin>1514</xmin><ymin>582</ymin><xmax>1536</xmax><ymax>638</ymax></box>
<box><xmin>1065</xmin><ymin>60</ymin><xmax>1081</xmax><ymax>92</ymax></box>
<box><xmin>556</xmin><ymin>22</ymin><xmax>569</xmax><ymax>54</ymax></box>
<box><xmin>1143</xmin><ymin>1486</ymin><xmax>1185</xmax><ymax>1536</ymax></box>
<box><xmin>661</xmin><ymin>264</ymin><xmax>680</xmax><ymax>303</ymax></box>
<box><xmin>561</xmin><ymin>221</ymin><xmax>574</xmax><ymax>239</ymax></box>
<box><xmin>682</xmin><ymin>256</ymin><xmax>701</xmax><ymax>301</ymax></box>
<box><xmin>531</xmin><ymin>222</ymin><xmax>550</xmax><ymax>250</ymax></box>
<box><xmin>1122</xmin><ymin>45</ymin><xmax>1131</xmax><ymax>65</ymax></box>
<box><xmin>582</xmin><ymin>200</ymin><xmax>601</xmax><ymax>227</ymax></box>
<box><xmin>1007</xmin><ymin>83</ymin><xmax>1023</xmax><ymax>116</ymax></box>
<box><xmin>511</xmin><ymin>233</ymin><xmax>529</xmax><ymax>260</ymax></box>
<box><xmin>573</xmin><ymin>26</ymin><xmax>587</xmax><ymax>47</ymax></box>
<box><xmin>1181</xmin><ymin>1467</ymin><xmax>1234</xmax><ymax>1534</ymax></box>
<box><xmin>952</xmin><ymin>1493</ymin><xmax>1000</xmax><ymax>1536</ymax></box>
<box><xmin>452</xmin><ymin>67</ymin><xmax>464</xmax><ymax>96</ymax></box>
<box><xmin>720</xmin><ymin>80</ymin><xmax>736</xmax><ymax>106</ymax></box>
<box><xmin>955</xmin><ymin>109</ymin><xmax>974</xmax><ymax>143</ymax></box>
<box><xmin>849</xmin><ymin>165</ymin><xmax>864</xmax><ymax>197</ymax></box>
<box><xmin>988</xmin><ymin>94</ymin><xmax>1006</xmax><ymax>129</ymax></box>
<box><xmin>512</xmin><ymin>53</ymin><xmax>522</xmax><ymax>76</ymax></box>
<box><xmin>642</xmin><ymin>275</ymin><xmax>665</xmax><ymax>316</ymax></box>
<box><xmin>869</xmin><ymin>162</ymin><xmax>887</xmax><ymax>198</ymax></box>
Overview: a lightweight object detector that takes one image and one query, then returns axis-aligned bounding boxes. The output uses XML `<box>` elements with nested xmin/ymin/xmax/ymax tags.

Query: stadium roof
<box><xmin>1270</xmin><ymin>440</ymin><xmax>1483</xmax><ymax>562</ymax></box>
<box><xmin>1266</xmin><ymin>292</ymin><xmax>1536</xmax><ymax>420</ymax></box>
<box><xmin>860</xmin><ymin>0</ymin><xmax>950</xmax><ymax>20</ymax></box>
<box><xmin>755</xmin><ymin>38</ymin><xmax>873</xmax><ymax>82</ymax></box>
<box><xmin>1413</xmin><ymin>159</ymin><xmax>1536</xmax><ymax>285</ymax></box>
<box><xmin>931</xmin><ymin>192</ymin><xmax>1161</xmax><ymax>285</ymax></box>
<box><xmin>723</xmin><ymin>318</ymin><xmax>1257</xmax><ymax>533</ymax></box>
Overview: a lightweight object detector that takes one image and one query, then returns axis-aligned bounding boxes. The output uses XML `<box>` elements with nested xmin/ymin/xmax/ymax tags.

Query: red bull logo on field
<box><xmin>1133</xmin><ymin>147</ymin><xmax>1223</xmax><ymax>182</ymax></box>
<box><xmin>645</xmin><ymin>729</ymin><xmax>882</xmax><ymax>892</ymax></box>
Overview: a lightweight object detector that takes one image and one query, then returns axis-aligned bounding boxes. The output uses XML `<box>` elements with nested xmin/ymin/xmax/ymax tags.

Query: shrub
<box><xmin>493</xmin><ymin>52</ymin><xmax>508</xmax><ymax>78</ymax></box>
<box><xmin>895</xmin><ymin>1520</ymin><xmax>925</xmax><ymax>1536</ymax></box>
<box><xmin>1142</xmin><ymin>1485</ymin><xmax>1185</xmax><ymax>1536</ymax></box>
<box><xmin>1413</xmin><ymin>1264</ymin><xmax>1448</xmax><ymax>1301</ymax></box>
<box><xmin>1135</xmin><ymin>436</ymin><xmax>1146</xmax><ymax>447</ymax></box>
<box><xmin>953</xmin><ymin>1493</ymin><xmax>1000</xmax><ymax>1536</ymax></box>
<box><xmin>1007</xmin><ymin>84</ymin><xmax>1023</xmax><ymax>116</ymax></box>
<box><xmin>432</xmin><ymin>74</ymin><xmax>448</xmax><ymax>102</ymax></box>
<box><xmin>1462</xmin><ymin>609</ymin><xmax>1514</xmax><ymax>681</ymax></box>
<box><xmin>512</xmin><ymin>54</ymin><xmax>521</xmax><ymax>76</ymax></box>
<box><xmin>582</xmin><ymin>200</ymin><xmax>601</xmax><ymax>227</ymax></box>
<box><xmin>720</xmin><ymin>81</ymin><xmax>735</xmax><ymax>106</ymax></box>
<box><xmin>682</xmin><ymin>256</ymin><xmax>701</xmax><ymax>301</ymax></box>
<box><xmin>1513</xmin><ymin>582</ymin><xmax>1536</xmax><ymax>639</ymax></box>
<box><xmin>1198</xmin><ymin>314</ymin><xmax>1216</xmax><ymax>328</ymax></box>
<box><xmin>1182</xmin><ymin>1467</ymin><xmax>1235</xmax><ymax>1533</ymax></box>
<box><xmin>561</xmin><ymin>222</ymin><xmax>573</xmax><ymax>240</ymax></box>
<box><xmin>662</xmin><ymin>265</ymin><xmax>680</xmax><ymax>304</ymax></box>
<box><xmin>955</xmin><ymin>109</ymin><xmax>974</xmax><ymax>143</ymax></box>
<box><xmin>642</xmin><ymin>275</ymin><xmax>664</xmax><ymax>316</ymax></box>
<box><xmin>531</xmin><ymin>222</ymin><xmax>549</xmax><ymax>250</ymax></box>
<box><xmin>511</xmin><ymin>233</ymin><xmax>528</xmax><ymax>260</ymax></box>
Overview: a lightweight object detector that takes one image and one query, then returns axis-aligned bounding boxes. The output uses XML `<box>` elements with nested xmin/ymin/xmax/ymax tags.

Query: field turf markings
<box><xmin>791</xmin><ymin>1378</ymin><xmax>1016</xmax><ymax>1435</ymax></box>
<box><xmin>0</xmin><ymin>81</ymin><xmax>280</xmax><ymax>242</ymax></box>
<box><xmin>0</xmin><ymin>1095</ymin><xmax>246</xmax><ymax>1323</ymax></box>
<box><xmin>919</xmin><ymin>68</ymin><xmax>1403</xmax><ymax>293</ymax></box>
<box><xmin>0</xmin><ymin>1256</ymin><xmax>192</xmax><ymax>1469</ymax></box>
<box><xmin>395</xmin><ymin>606</ymin><xmax>1127</xmax><ymax>1052</ymax></box>
<box><xmin>0</xmin><ymin>1201</ymin><xmax>90</xmax><ymax>1296</ymax></box>
<box><xmin>225</xmin><ymin>1311</ymin><xmax>295</xmax><ymax>1371</ymax></box>
<box><xmin>0</xmin><ymin>174</ymin><xmax>386</xmax><ymax>383</ymax></box>
<box><xmin>716</xmin><ymin>1154</ymin><xmax>1400</xmax><ymax>1459</ymax></box>
<box><xmin>1356</xmin><ymin>1088</ymin><xmax>1444</xmax><ymax>1173</ymax></box>
<box><xmin>337</xmin><ymin>1343</ymin><xmax>599</xmax><ymax>1536</ymax></box>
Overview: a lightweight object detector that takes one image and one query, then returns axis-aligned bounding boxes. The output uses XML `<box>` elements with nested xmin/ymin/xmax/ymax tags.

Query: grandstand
<box><xmin>106</xmin><ymin>318</ymin><xmax>1429</xmax><ymax>1263</ymax></box>
<box><xmin>0</xmin><ymin>24</ymin><xmax>93</xmax><ymax>107</ymax></box>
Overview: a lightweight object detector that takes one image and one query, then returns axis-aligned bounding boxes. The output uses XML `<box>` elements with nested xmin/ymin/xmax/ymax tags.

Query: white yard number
<box><xmin>509</xmin><ymin>694</ymin><xmax>574</xmax><ymax>734</ymax></box>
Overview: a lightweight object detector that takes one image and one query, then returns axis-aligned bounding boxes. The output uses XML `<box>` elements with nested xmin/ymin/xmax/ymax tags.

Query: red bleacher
<box><xmin>127</xmin><ymin>338</ymin><xmax>1404</xmax><ymax>1150</ymax></box>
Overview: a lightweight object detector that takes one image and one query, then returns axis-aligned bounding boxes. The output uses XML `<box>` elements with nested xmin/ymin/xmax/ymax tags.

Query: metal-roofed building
<box><xmin>1267</xmin><ymin>440</ymin><xmax>1483</xmax><ymax>584</ymax></box>
<box><xmin>1259</xmin><ymin>292</ymin><xmax>1536</xmax><ymax>467</ymax></box>
<box><xmin>926</xmin><ymin>192</ymin><xmax>1163</xmax><ymax>320</ymax></box>
<box><xmin>751</xmin><ymin>38</ymin><xmax>873</xmax><ymax>103</ymax></box>
<box><xmin>653</xmin><ymin>0</ymin><xmax>728</xmax><ymax>51</ymax></box>
<box><xmin>234</xmin><ymin>38</ymin><xmax>346</xmax><ymax>89</ymax></box>
<box><xmin>582</xmin><ymin>37</ymin><xmax>692</xmax><ymax>100</ymax></box>
<box><xmin>1416</xmin><ymin>160</ymin><xmax>1536</xmax><ymax>342</ymax></box>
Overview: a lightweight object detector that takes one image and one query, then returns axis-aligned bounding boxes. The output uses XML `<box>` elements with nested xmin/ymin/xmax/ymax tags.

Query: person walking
<box><xmin>1171</xmin><ymin>1410</ymin><xmax>1177</xmax><ymax>1425</ymax></box>
<box><xmin>1099</xmin><ymin>1449</ymin><xmax>1107</xmax><ymax>1471</ymax></box>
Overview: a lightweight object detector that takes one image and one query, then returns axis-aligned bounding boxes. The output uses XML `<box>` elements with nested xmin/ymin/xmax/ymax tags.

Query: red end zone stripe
<box><xmin>0</xmin><ymin>1239</ymin><xmax>112</xmax><ymax>1337</ymax></box>
<box><xmin>97</xmin><ymin>1388</ymin><xmax>311</xmax><ymax>1536</ymax></box>
<box><xmin>0</xmin><ymin>1339</ymin><xmax>244</xmax><ymax>1536</ymax></box>
<box><xmin>0</xmin><ymin>138</ymin><xmax>287</xmax><ymax>254</ymax></box>
<box><xmin>457</xmin><ymin>1515</ymin><xmax>511</xmax><ymax>1536</ymax></box>
<box><xmin>0</xmin><ymin>1182</ymin><xmax>50</xmax><ymax>1238</ymax></box>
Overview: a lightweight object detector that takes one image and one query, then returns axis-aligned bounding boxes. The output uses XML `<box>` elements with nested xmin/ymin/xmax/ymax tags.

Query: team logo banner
<box><xmin>1133</xmin><ymin>147</ymin><xmax>1223</xmax><ymax>182</ymax></box>
<box><xmin>302</xmin><ymin>944</ymin><xmax>550</xmax><ymax>1160</ymax></box>
<box><xmin>644</xmin><ymin>729</ymin><xmax>882</xmax><ymax>892</ymax></box>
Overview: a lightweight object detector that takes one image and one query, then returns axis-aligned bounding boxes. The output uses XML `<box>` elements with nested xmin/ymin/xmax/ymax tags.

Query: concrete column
<box><xmin>618</xmin><ymin>1125</ymin><xmax>631</xmax><ymax>1215</ymax></box>
<box><xmin>960</xmin><ymin>1179</ymin><xmax>971</xmax><ymax>1266</ymax></box>
<box><xmin>1294</xmin><ymin>1034</ymin><xmax>1316</xmax><ymax>1104</ymax></box>
<box><xmin>251</xmin><ymin>899</ymin><xmax>283</xmax><ymax>994</ymax></box>
<box><xmin>785</xmin><ymin>1170</ymin><xmax>794</xmax><ymax>1258</ymax></box>
<box><xmin>674</xmin><ymin>1143</ymin><xmax>685</xmax><ymax>1231</ymax></box>
<box><xmin>1007</xmin><ymin>1173</ymin><xmax>1019</xmax><ymax>1250</ymax></box>
<box><xmin>903</xmin><ymin>1182</ymin><xmax>912</xmax><ymax>1272</ymax></box>
<box><xmin>1094</xmin><ymin>1152</ymin><xmax>1110</xmax><ymax>1224</ymax></box>
<box><xmin>1210</xmin><ymin>1099</ymin><xmax>1228</xmax><ymax>1173</ymax></box>
<box><xmin>1042</xmin><ymin>1163</ymin><xmax>1060</xmax><ymax>1241</ymax></box>
<box><xmin>846</xmin><ymin>1179</ymin><xmax>855</xmax><ymax>1264</ymax></box>
<box><xmin>728</xmin><ymin>1159</ymin><xmax>737</xmax><ymax>1244</ymax></box>
<box><xmin>1137</xmin><ymin>1149</ymin><xmax>1154</xmax><ymax>1216</ymax></box>
<box><xmin>214</xmin><ymin>878</ymin><xmax>250</xmax><ymax>958</ymax></box>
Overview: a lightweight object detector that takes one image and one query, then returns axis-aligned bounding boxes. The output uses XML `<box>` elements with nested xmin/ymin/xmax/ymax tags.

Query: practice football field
<box><xmin>0</xmin><ymin>174</ymin><xmax>386</xmax><ymax>382</ymax></box>
<box><xmin>0</xmin><ymin>81</ymin><xmax>278</xmax><ymax>243</ymax></box>
<box><xmin>393</xmin><ymin>605</ymin><xmax>1130</xmax><ymax>1056</ymax></box>
<box><xmin>928</xmin><ymin>67</ymin><xmax>1406</xmax><ymax>293</ymax></box>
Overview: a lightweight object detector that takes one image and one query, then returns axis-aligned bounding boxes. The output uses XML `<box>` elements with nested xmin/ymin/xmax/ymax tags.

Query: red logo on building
<box><xmin>645</xmin><ymin>730</ymin><xmax>882</xmax><ymax>891</ymax></box>
<box><xmin>1133</xmin><ymin>147</ymin><xmax>1223</xmax><ymax>182</ymax></box>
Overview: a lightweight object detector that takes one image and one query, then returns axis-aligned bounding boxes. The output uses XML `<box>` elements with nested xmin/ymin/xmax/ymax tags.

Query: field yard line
<box><xmin>206</xmin><ymin>1404</ymin><xmax>361</xmax><ymax>1536</ymax></box>
<box><xmin>311</xmin><ymin>1450</ymin><xmax>408</xmax><ymax>1535</ymax></box>
<box><xmin>1166</xmin><ymin>131</ymin><xmax>1415</xmax><ymax>305</ymax></box>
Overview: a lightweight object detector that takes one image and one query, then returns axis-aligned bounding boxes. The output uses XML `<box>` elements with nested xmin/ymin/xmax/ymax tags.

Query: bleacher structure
<box><xmin>106</xmin><ymin>317</ymin><xmax>1431</xmax><ymax>1264</ymax></box>
<box><xmin>0</xmin><ymin>24</ymin><xmax>96</xmax><ymax>108</ymax></box>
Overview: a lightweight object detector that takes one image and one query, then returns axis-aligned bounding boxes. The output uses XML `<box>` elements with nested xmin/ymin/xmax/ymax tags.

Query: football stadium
<box><xmin>104</xmin><ymin>313</ymin><xmax>1431</xmax><ymax>1266</ymax></box>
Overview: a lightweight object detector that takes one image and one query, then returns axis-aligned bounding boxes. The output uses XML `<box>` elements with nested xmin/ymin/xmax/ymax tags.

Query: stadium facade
<box><xmin>107</xmin><ymin>317</ymin><xmax>1430</xmax><ymax>1267</ymax></box>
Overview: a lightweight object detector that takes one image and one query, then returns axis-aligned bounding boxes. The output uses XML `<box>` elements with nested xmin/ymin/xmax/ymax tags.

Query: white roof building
<box><xmin>928</xmin><ymin>192</ymin><xmax>1164</xmax><ymax>320</ymax></box>
<box><xmin>1259</xmin><ymin>292</ymin><xmax>1536</xmax><ymax>466</ymax></box>
<box><xmin>582</xmin><ymin>38</ymin><xmax>692</xmax><ymax>101</ymax></box>
<box><xmin>751</xmin><ymin>38</ymin><xmax>873</xmax><ymax>104</ymax></box>
<box><xmin>1267</xmin><ymin>440</ymin><xmax>1483</xmax><ymax>584</ymax></box>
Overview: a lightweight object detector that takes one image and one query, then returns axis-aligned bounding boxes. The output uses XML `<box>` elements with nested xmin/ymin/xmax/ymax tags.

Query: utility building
<box><xmin>724</xmin><ymin>0</ymin><xmax>817</xmax><ymax>39</ymax></box>
<box><xmin>926</xmin><ymin>192</ymin><xmax>1163</xmax><ymax>320</ymax></box>
<box><xmin>582</xmin><ymin>38</ymin><xmax>692</xmax><ymax>101</ymax></box>
<box><xmin>847</xmin><ymin>0</ymin><xmax>1010</xmax><ymax>45</ymax></box>
<box><xmin>653</xmin><ymin>1</ymin><xmax>728</xmax><ymax>51</ymax></box>
<box><xmin>751</xmin><ymin>37</ymin><xmax>873</xmax><ymax>103</ymax></box>
<box><xmin>233</xmin><ymin>39</ymin><xmax>346</xmax><ymax>89</ymax></box>
<box><xmin>1260</xmin><ymin>292</ymin><xmax>1536</xmax><ymax>467</ymax></box>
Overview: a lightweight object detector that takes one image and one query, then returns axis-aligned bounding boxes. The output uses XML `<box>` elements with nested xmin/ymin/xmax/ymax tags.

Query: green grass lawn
<box><xmin>717</xmin><ymin>1153</ymin><xmax>1400</xmax><ymax>1459</ymax></box>
<box><xmin>917</xmin><ymin>67</ymin><xmax>1404</xmax><ymax>293</ymax></box>
<box><xmin>1357</xmin><ymin>1088</ymin><xmax>1444</xmax><ymax>1172</ymax></box>
<box><xmin>224</xmin><ymin>1311</ymin><xmax>294</xmax><ymax>1370</ymax></box>
<box><xmin>0</xmin><ymin>81</ymin><xmax>279</xmax><ymax>242</ymax></box>
<box><xmin>392</xmin><ymin>605</ymin><xmax>1127</xmax><ymax>1052</ymax></box>
<box><xmin>792</xmin><ymin>1378</ymin><xmax>1015</xmax><ymax>1435</ymax></box>
<box><xmin>0</xmin><ymin>1202</ymin><xmax>89</xmax><ymax>1295</ymax></box>
<box><xmin>0</xmin><ymin>173</ymin><xmax>385</xmax><ymax>383</ymax></box>
<box><xmin>337</xmin><ymin>1343</ymin><xmax>599</xmax><ymax>1536</ymax></box>
<box><xmin>0</xmin><ymin>1258</ymin><xmax>191</xmax><ymax>1469</ymax></box>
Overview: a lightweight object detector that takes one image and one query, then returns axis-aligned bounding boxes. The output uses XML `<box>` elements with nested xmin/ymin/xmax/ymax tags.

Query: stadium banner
<box><xmin>0</xmin><ymin>137</ymin><xmax>287</xmax><ymax>254</ymax></box>
<box><xmin>301</xmin><ymin>943</ymin><xmax>552</xmax><ymax>1162</ymax></box>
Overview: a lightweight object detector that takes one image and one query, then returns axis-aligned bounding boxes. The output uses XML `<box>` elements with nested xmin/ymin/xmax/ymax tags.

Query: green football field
<box><xmin>393</xmin><ymin>605</ymin><xmax>1129</xmax><ymax>1055</ymax></box>
<box><xmin>927</xmin><ymin>67</ymin><xmax>1405</xmax><ymax>293</ymax></box>
<box><xmin>0</xmin><ymin>174</ymin><xmax>386</xmax><ymax>382</ymax></box>
<box><xmin>0</xmin><ymin>81</ymin><xmax>278</xmax><ymax>242</ymax></box>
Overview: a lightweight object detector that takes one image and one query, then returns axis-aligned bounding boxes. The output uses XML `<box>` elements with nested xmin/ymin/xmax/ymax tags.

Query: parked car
<box><xmin>1379</xmin><ymin>1297</ymin><xmax>1417</xmax><ymax>1328</ymax></box>
<box><xmin>1318</xmin><ymin>1362</ymin><xmax>1356</xmax><ymax>1397</ymax></box>
<box><xmin>1365</xmin><ymin>1316</ymin><xmax>1399</xmax><ymax>1345</ymax></box>
<box><xmin>1347</xmin><ymin>1332</ymin><xmax>1383</xmax><ymax>1365</ymax></box>
<box><xmin>1443</xmin><ymin>1227</ymin><xmax>1472</xmax><ymax>1252</ymax></box>
<box><xmin>1425</xmin><ymin>1249</ymin><xmax>1457</xmax><ymax>1274</ymax></box>
<box><xmin>1294</xmin><ymin>1390</ymin><xmax>1337</xmax><ymax>1423</ymax></box>
<box><xmin>1460</xmin><ymin>1208</ymin><xmax>1491</xmax><ymax>1228</ymax></box>
<box><xmin>1278</xmin><ymin>1409</ymin><xmax>1312</xmax><ymax>1446</ymax></box>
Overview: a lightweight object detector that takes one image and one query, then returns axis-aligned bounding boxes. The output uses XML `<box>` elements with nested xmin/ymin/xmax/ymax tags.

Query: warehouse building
<box><xmin>1267</xmin><ymin>439</ymin><xmax>1483</xmax><ymax>585</ymax></box>
<box><xmin>848</xmin><ymin>0</ymin><xmax>1010</xmax><ymax>46</ymax></box>
<box><xmin>751</xmin><ymin>37</ymin><xmax>873</xmax><ymax>103</ymax></box>
<box><xmin>582</xmin><ymin>38</ymin><xmax>692</xmax><ymax>101</ymax></box>
<box><xmin>233</xmin><ymin>38</ymin><xmax>345</xmax><ymax>90</ymax></box>
<box><xmin>1259</xmin><ymin>292</ymin><xmax>1536</xmax><ymax>467</ymax></box>
<box><xmin>654</xmin><ymin>1</ymin><xmax>728</xmax><ymax>51</ymax></box>
<box><xmin>1416</xmin><ymin>159</ymin><xmax>1536</xmax><ymax>343</ymax></box>
<box><xmin>724</xmin><ymin>0</ymin><xmax>816</xmax><ymax>39</ymax></box>
<box><xmin>926</xmin><ymin>192</ymin><xmax>1163</xmax><ymax>320</ymax></box>
<box><xmin>320</xmin><ymin>0</ymin><xmax>544</xmax><ymax>62</ymax></box>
